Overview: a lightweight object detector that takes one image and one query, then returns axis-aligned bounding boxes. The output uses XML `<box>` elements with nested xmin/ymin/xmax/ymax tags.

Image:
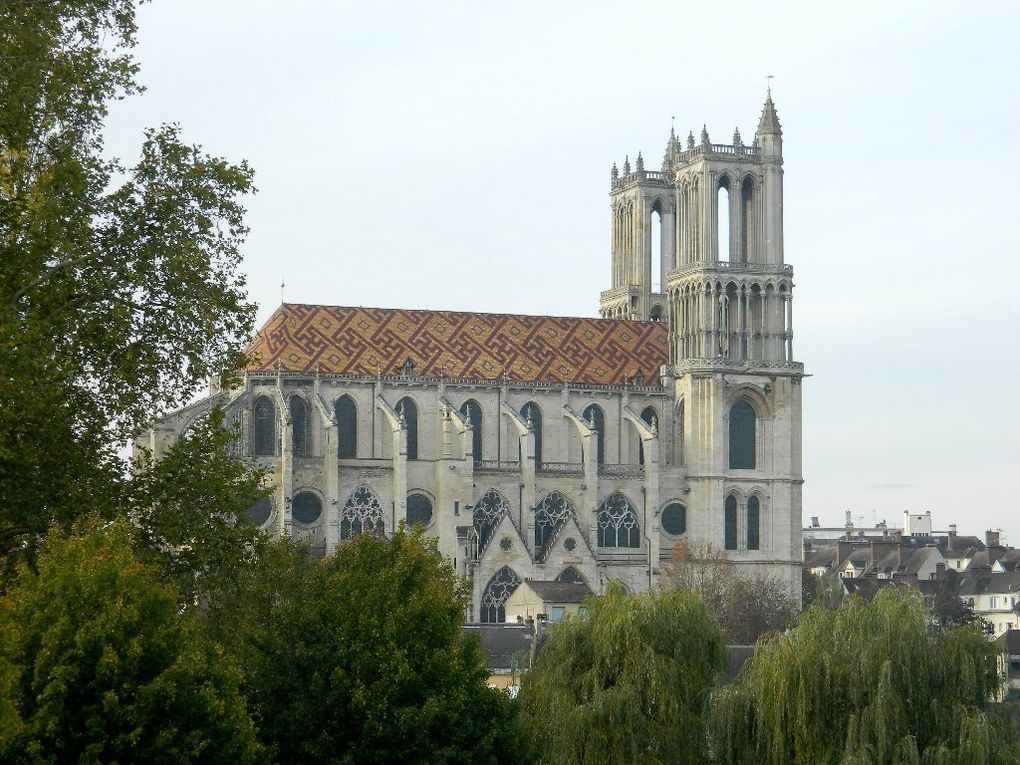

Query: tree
<box><xmin>518</xmin><ymin>584</ymin><xmax>726</xmax><ymax>765</ymax></box>
<box><xmin>128</xmin><ymin>406</ymin><xmax>270</xmax><ymax>609</ymax></box>
<box><xmin>0</xmin><ymin>0</ymin><xmax>256</xmax><ymax>573</ymax></box>
<box><xmin>240</xmin><ymin>526</ymin><xmax>521</xmax><ymax>764</ymax></box>
<box><xmin>0</xmin><ymin>518</ymin><xmax>264</xmax><ymax>764</ymax></box>
<box><xmin>661</xmin><ymin>540</ymin><xmax>796</xmax><ymax>644</ymax></box>
<box><xmin>801</xmin><ymin>568</ymin><xmax>846</xmax><ymax>611</ymax></box>
<box><xmin>709</xmin><ymin>587</ymin><xmax>1019</xmax><ymax>765</ymax></box>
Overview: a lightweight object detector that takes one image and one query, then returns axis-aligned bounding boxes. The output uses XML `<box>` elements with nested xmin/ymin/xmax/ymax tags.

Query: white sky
<box><xmin>105</xmin><ymin>1</ymin><xmax>1020</xmax><ymax>543</ymax></box>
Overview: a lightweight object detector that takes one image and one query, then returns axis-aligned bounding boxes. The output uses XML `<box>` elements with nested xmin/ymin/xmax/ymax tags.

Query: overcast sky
<box><xmin>104</xmin><ymin>1</ymin><xmax>1020</xmax><ymax>543</ymax></box>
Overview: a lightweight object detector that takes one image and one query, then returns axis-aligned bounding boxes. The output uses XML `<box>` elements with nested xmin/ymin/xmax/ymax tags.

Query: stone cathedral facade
<box><xmin>145</xmin><ymin>96</ymin><xmax>804</xmax><ymax>620</ymax></box>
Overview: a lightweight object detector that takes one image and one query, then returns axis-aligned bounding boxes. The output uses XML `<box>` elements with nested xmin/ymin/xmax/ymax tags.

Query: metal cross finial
<box><xmin>281</xmin><ymin>278</ymin><xmax>286</xmax><ymax>304</ymax></box>
<box><xmin>766</xmin><ymin>74</ymin><xmax>774</xmax><ymax>98</ymax></box>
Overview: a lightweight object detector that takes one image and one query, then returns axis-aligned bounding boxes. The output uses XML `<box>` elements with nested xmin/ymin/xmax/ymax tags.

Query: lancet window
<box><xmin>729</xmin><ymin>399</ymin><xmax>756</xmax><ymax>469</ymax></box>
<box><xmin>724</xmin><ymin>495</ymin><xmax>738</xmax><ymax>550</ymax></box>
<box><xmin>335</xmin><ymin>395</ymin><xmax>357</xmax><ymax>459</ymax></box>
<box><xmin>339</xmin><ymin>484</ymin><xmax>384</xmax><ymax>540</ymax></box>
<box><xmin>597</xmin><ymin>493</ymin><xmax>640</xmax><ymax>548</ymax></box>
<box><xmin>480</xmin><ymin>566</ymin><xmax>521</xmax><ymax>623</ymax></box>
<box><xmin>397</xmin><ymin>397</ymin><xmax>419</xmax><ymax>460</ymax></box>
<box><xmin>582</xmin><ymin>404</ymin><xmax>605</xmax><ymax>465</ymax></box>
<box><xmin>460</xmin><ymin>399</ymin><xmax>483</xmax><ymax>461</ymax></box>
<box><xmin>289</xmin><ymin>396</ymin><xmax>309</xmax><ymax>457</ymax></box>
<box><xmin>522</xmin><ymin>402</ymin><xmax>542</xmax><ymax>466</ymax></box>
<box><xmin>747</xmin><ymin>495</ymin><xmax>761</xmax><ymax>550</ymax></box>
<box><xmin>253</xmin><ymin>396</ymin><xmax>276</xmax><ymax>456</ymax></box>
<box><xmin>473</xmin><ymin>488</ymin><xmax>510</xmax><ymax>553</ymax></box>
<box><xmin>535</xmin><ymin>491</ymin><xmax>574</xmax><ymax>550</ymax></box>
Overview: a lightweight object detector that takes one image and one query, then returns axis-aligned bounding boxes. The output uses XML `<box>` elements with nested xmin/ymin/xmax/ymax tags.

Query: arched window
<box><xmin>597</xmin><ymin>493</ymin><xmax>640</xmax><ymax>548</ymax></box>
<box><xmin>660</xmin><ymin>502</ymin><xmax>687</xmax><ymax>536</ymax></box>
<box><xmin>557</xmin><ymin>566</ymin><xmax>585</xmax><ymax>584</ymax></box>
<box><xmin>339</xmin><ymin>485</ymin><xmax>384</xmax><ymax>540</ymax></box>
<box><xmin>582</xmin><ymin>404</ymin><xmax>605</xmax><ymax>465</ymax></box>
<box><xmin>407</xmin><ymin>493</ymin><xmax>433</xmax><ymax>527</ymax></box>
<box><xmin>522</xmin><ymin>402</ymin><xmax>542</xmax><ymax>467</ymax></box>
<box><xmin>335</xmin><ymin>395</ymin><xmax>357</xmax><ymax>459</ymax></box>
<box><xmin>729</xmin><ymin>399</ymin><xmax>756</xmax><ymax>469</ymax></box>
<box><xmin>460</xmin><ymin>399</ymin><xmax>482</xmax><ymax>461</ymax></box>
<box><xmin>724</xmin><ymin>495</ymin><xmax>738</xmax><ymax>550</ymax></box>
<box><xmin>289</xmin><ymin>396</ymin><xmax>309</xmax><ymax>457</ymax></box>
<box><xmin>718</xmin><ymin>175</ymin><xmax>731</xmax><ymax>262</ymax></box>
<box><xmin>292</xmin><ymin>491</ymin><xmax>322</xmax><ymax>525</ymax></box>
<box><xmin>480</xmin><ymin>566</ymin><xmax>520</xmax><ymax>623</ymax></box>
<box><xmin>747</xmin><ymin>495</ymin><xmax>760</xmax><ymax>550</ymax></box>
<box><xmin>638</xmin><ymin>405</ymin><xmax>657</xmax><ymax>465</ymax></box>
<box><xmin>740</xmin><ymin>176</ymin><xmax>754</xmax><ymax>263</ymax></box>
<box><xmin>535</xmin><ymin>491</ymin><xmax>574</xmax><ymax>551</ymax></box>
<box><xmin>253</xmin><ymin>397</ymin><xmax>276</xmax><ymax>456</ymax></box>
<box><xmin>245</xmin><ymin>496</ymin><xmax>272</xmax><ymax>526</ymax></box>
<box><xmin>473</xmin><ymin>488</ymin><xmax>510</xmax><ymax>553</ymax></box>
<box><xmin>397</xmin><ymin>397</ymin><xmax>418</xmax><ymax>460</ymax></box>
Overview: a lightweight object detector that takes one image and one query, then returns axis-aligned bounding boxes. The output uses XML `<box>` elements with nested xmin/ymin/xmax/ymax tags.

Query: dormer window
<box><xmin>402</xmin><ymin>358</ymin><xmax>415</xmax><ymax>376</ymax></box>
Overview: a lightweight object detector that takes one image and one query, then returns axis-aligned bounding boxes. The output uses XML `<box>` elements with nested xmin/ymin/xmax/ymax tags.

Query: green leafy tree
<box><xmin>0</xmin><ymin>518</ymin><xmax>265</xmax><ymax>764</ymax></box>
<box><xmin>0</xmin><ymin>0</ymin><xmax>256</xmax><ymax>573</ymax></box>
<box><xmin>129</xmin><ymin>406</ymin><xmax>270</xmax><ymax>608</ymax></box>
<box><xmin>240</xmin><ymin>526</ymin><xmax>521</xmax><ymax>764</ymax></box>
<box><xmin>518</xmin><ymin>584</ymin><xmax>726</xmax><ymax>765</ymax></box>
<box><xmin>709</xmin><ymin>587</ymin><xmax>1019</xmax><ymax>765</ymax></box>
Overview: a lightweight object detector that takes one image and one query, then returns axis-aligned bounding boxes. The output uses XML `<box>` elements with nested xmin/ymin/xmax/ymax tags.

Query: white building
<box><xmin>144</xmin><ymin>96</ymin><xmax>805</xmax><ymax>619</ymax></box>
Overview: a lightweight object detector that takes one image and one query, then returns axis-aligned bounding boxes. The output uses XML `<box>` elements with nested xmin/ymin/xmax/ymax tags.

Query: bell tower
<box><xmin>604</xmin><ymin>94</ymin><xmax>804</xmax><ymax>597</ymax></box>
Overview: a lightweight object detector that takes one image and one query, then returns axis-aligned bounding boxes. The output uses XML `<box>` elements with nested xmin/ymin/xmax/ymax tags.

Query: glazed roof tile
<box><xmin>246</xmin><ymin>304</ymin><xmax>668</xmax><ymax>386</ymax></box>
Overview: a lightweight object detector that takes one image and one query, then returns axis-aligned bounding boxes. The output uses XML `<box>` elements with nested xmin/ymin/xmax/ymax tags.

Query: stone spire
<box><xmin>756</xmin><ymin>94</ymin><xmax>782</xmax><ymax>137</ymax></box>
<box><xmin>635</xmin><ymin>152</ymin><xmax>644</xmax><ymax>172</ymax></box>
<box><xmin>700</xmin><ymin>124</ymin><xmax>710</xmax><ymax>146</ymax></box>
<box><xmin>611</xmin><ymin>162</ymin><xmax>618</xmax><ymax>183</ymax></box>
<box><xmin>732</xmin><ymin>126</ymin><xmax>743</xmax><ymax>146</ymax></box>
<box><xmin>623</xmin><ymin>155</ymin><xmax>631</xmax><ymax>175</ymax></box>
<box><xmin>662</xmin><ymin>126</ymin><xmax>682</xmax><ymax>175</ymax></box>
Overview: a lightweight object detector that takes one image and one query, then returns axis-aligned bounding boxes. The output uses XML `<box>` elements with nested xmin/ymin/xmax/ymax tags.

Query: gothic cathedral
<box><xmin>143</xmin><ymin>95</ymin><xmax>804</xmax><ymax>621</ymax></box>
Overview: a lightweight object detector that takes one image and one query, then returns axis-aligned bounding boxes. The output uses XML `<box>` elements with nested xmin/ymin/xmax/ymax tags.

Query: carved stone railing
<box><xmin>599</xmin><ymin>285</ymin><xmax>636</xmax><ymax>303</ymax></box>
<box><xmin>474</xmin><ymin>459</ymin><xmax>520</xmax><ymax>473</ymax></box>
<box><xmin>598</xmin><ymin>464</ymin><xmax>645</xmax><ymax>478</ymax></box>
<box><xmin>673</xmin><ymin>358</ymin><xmax>804</xmax><ymax>376</ymax></box>
<box><xmin>666</xmin><ymin>261</ymin><xmax>793</xmax><ymax>281</ymax></box>
<box><xmin>536</xmin><ymin>462</ymin><xmax>584</xmax><ymax>476</ymax></box>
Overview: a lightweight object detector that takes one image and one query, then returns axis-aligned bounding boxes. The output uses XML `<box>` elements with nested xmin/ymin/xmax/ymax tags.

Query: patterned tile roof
<box><xmin>246</xmin><ymin>304</ymin><xmax>667</xmax><ymax>386</ymax></box>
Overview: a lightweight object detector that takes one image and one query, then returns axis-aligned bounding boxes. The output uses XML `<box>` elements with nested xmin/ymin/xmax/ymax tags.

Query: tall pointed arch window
<box><xmin>597</xmin><ymin>493</ymin><xmax>640</xmax><ymax>548</ymax></box>
<box><xmin>397</xmin><ymin>397</ymin><xmax>419</xmax><ymax>460</ymax></box>
<box><xmin>335</xmin><ymin>395</ymin><xmax>357</xmax><ymax>459</ymax></box>
<box><xmin>747</xmin><ymin>495</ymin><xmax>760</xmax><ymax>550</ymax></box>
<box><xmin>638</xmin><ymin>405</ymin><xmax>657</xmax><ymax>465</ymax></box>
<box><xmin>480</xmin><ymin>566</ymin><xmax>521</xmax><ymax>623</ymax></box>
<box><xmin>460</xmin><ymin>399</ymin><xmax>483</xmax><ymax>461</ymax></box>
<box><xmin>582</xmin><ymin>404</ymin><xmax>605</xmax><ymax>465</ymax></box>
<box><xmin>522</xmin><ymin>402</ymin><xmax>542</xmax><ymax>467</ymax></box>
<box><xmin>728</xmin><ymin>399</ymin><xmax>756</xmax><ymax>469</ymax></box>
<box><xmin>472</xmin><ymin>488</ymin><xmax>510</xmax><ymax>553</ymax></box>
<box><xmin>253</xmin><ymin>396</ymin><xmax>276</xmax><ymax>456</ymax></box>
<box><xmin>724</xmin><ymin>495</ymin><xmax>738</xmax><ymax>550</ymax></box>
<box><xmin>535</xmin><ymin>491</ymin><xmax>574</xmax><ymax>551</ymax></box>
<box><xmin>289</xmin><ymin>396</ymin><xmax>309</xmax><ymax>457</ymax></box>
<box><xmin>339</xmin><ymin>485</ymin><xmax>384</xmax><ymax>540</ymax></box>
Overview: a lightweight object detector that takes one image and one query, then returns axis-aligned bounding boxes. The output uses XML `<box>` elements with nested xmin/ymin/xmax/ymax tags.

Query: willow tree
<box><xmin>709</xmin><ymin>587</ymin><xmax>1019</xmax><ymax>765</ymax></box>
<box><xmin>518</xmin><ymin>584</ymin><xmax>726</xmax><ymax>765</ymax></box>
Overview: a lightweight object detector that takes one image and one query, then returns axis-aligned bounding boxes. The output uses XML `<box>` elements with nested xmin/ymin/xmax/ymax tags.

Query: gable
<box><xmin>246</xmin><ymin>304</ymin><xmax>668</xmax><ymax>386</ymax></box>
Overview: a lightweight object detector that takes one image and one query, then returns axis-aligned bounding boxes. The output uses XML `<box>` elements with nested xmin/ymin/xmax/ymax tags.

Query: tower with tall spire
<box><xmin>601</xmin><ymin>94</ymin><xmax>803</xmax><ymax>594</ymax></box>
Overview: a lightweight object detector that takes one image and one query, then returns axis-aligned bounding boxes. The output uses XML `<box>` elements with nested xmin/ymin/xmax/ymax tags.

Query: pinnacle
<box><xmin>757</xmin><ymin>95</ymin><xmax>782</xmax><ymax>137</ymax></box>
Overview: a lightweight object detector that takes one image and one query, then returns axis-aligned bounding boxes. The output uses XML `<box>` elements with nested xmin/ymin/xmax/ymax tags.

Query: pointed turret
<box><xmin>755</xmin><ymin>94</ymin><xmax>783</xmax><ymax>158</ymax></box>
<box><xmin>687</xmin><ymin>131</ymin><xmax>695</xmax><ymax>150</ymax></box>
<box><xmin>662</xmin><ymin>126</ymin><xmax>682</xmax><ymax>176</ymax></box>
<box><xmin>756</xmin><ymin>94</ymin><xmax>782</xmax><ymax>137</ymax></box>
<box><xmin>700</xmin><ymin>124</ymin><xmax>710</xmax><ymax>146</ymax></box>
<box><xmin>623</xmin><ymin>155</ymin><xmax>631</xmax><ymax>175</ymax></box>
<box><xmin>635</xmin><ymin>152</ymin><xmax>644</xmax><ymax>173</ymax></box>
<box><xmin>732</xmin><ymin>127</ymin><xmax>743</xmax><ymax>146</ymax></box>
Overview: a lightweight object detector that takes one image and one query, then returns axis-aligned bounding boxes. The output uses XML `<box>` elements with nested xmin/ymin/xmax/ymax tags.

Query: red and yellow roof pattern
<box><xmin>246</xmin><ymin>304</ymin><xmax>667</xmax><ymax>386</ymax></box>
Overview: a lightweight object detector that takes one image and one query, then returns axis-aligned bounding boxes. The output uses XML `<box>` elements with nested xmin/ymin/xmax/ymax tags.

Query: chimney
<box><xmin>845</xmin><ymin>510</ymin><xmax>853</xmax><ymax>528</ymax></box>
<box><xmin>811</xmin><ymin>516</ymin><xmax>819</xmax><ymax>528</ymax></box>
<box><xmin>936</xmin><ymin>562</ymin><xmax>946</xmax><ymax>579</ymax></box>
<box><xmin>987</xmin><ymin>530</ymin><xmax>1001</xmax><ymax>548</ymax></box>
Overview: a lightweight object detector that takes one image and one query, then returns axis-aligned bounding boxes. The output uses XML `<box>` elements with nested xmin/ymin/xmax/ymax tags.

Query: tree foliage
<box><xmin>239</xmin><ymin>526</ymin><xmax>521</xmax><ymax>765</ymax></box>
<box><xmin>661</xmin><ymin>540</ymin><xmax>796</xmax><ymax>644</ymax></box>
<box><xmin>0</xmin><ymin>518</ymin><xmax>264</xmax><ymax>764</ymax></box>
<box><xmin>518</xmin><ymin>583</ymin><xmax>726</xmax><ymax>765</ymax></box>
<box><xmin>129</xmin><ymin>406</ymin><xmax>269</xmax><ymax>607</ymax></box>
<box><xmin>0</xmin><ymin>0</ymin><xmax>256</xmax><ymax>572</ymax></box>
<box><xmin>709</xmin><ymin>587</ymin><xmax>1018</xmax><ymax>765</ymax></box>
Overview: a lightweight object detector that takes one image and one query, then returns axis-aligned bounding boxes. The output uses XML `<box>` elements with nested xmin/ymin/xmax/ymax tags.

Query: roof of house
<box><xmin>996</xmin><ymin>629</ymin><xmax>1020</xmax><ymax>654</ymax></box>
<box><xmin>958</xmin><ymin>572</ymin><xmax>1020</xmax><ymax>596</ymax></box>
<box><xmin>519</xmin><ymin>580</ymin><xmax>593</xmax><ymax>603</ymax></box>
<box><xmin>461</xmin><ymin>624</ymin><xmax>532</xmax><ymax>672</ymax></box>
<box><xmin>245</xmin><ymin>303</ymin><xmax>668</xmax><ymax>386</ymax></box>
